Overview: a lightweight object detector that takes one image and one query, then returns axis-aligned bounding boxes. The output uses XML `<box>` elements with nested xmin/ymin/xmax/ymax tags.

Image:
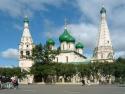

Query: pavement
<box><xmin>0</xmin><ymin>84</ymin><xmax>125</xmax><ymax>94</ymax></box>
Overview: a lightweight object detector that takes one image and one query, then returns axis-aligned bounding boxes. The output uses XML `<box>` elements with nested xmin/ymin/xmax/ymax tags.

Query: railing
<box><xmin>0</xmin><ymin>82</ymin><xmax>14</xmax><ymax>89</ymax></box>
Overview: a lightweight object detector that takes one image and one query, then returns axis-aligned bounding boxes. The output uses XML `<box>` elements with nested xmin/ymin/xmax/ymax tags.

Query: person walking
<box><xmin>11</xmin><ymin>76</ymin><xmax>19</xmax><ymax>89</ymax></box>
<box><xmin>81</xmin><ymin>79</ymin><xmax>85</xmax><ymax>86</ymax></box>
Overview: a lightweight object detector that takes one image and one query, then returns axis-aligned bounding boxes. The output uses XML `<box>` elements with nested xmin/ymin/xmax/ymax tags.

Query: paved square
<box><xmin>0</xmin><ymin>84</ymin><xmax>125</xmax><ymax>94</ymax></box>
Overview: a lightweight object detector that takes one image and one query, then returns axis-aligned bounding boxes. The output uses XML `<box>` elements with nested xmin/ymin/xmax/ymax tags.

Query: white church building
<box><xmin>47</xmin><ymin>23</ymin><xmax>87</xmax><ymax>63</ymax></box>
<box><xmin>92</xmin><ymin>6</ymin><xmax>114</xmax><ymax>62</ymax></box>
<box><xmin>18</xmin><ymin>6</ymin><xmax>114</xmax><ymax>84</ymax></box>
<box><xmin>18</xmin><ymin>15</ymin><xmax>87</xmax><ymax>84</ymax></box>
<box><xmin>19</xmin><ymin>16</ymin><xmax>87</xmax><ymax>71</ymax></box>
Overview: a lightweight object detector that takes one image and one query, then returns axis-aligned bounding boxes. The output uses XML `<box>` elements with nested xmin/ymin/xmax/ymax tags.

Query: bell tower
<box><xmin>93</xmin><ymin>6</ymin><xmax>114</xmax><ymax>62</ymax></box>
<box><xmin>19</xmin><ymin>16</ymin><xmax>34</xmax><ymax>71</ymax></box>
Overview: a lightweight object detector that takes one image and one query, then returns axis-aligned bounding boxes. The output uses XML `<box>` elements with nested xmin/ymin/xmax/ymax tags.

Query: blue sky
<box><xmin>0</xmin><ymin>0</ymin><xmax>125</xmax><ymax>67</ymax></box>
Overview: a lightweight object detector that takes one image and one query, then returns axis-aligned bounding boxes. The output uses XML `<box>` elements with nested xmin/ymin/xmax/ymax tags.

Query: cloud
<box><xmin>0</xmin><ymin>48</ymin><xmax>18</xmax><ymax>59</ymax></box>
<box><xmin>69</xmin><ymin>23</ymin><xmax>125</xmax><ymax>58</ymax></box>
<box><xmin>0</xmin><ymin>0</ymin><xmax>67</xmax><ymax>17</ymax></box>
<box><xmin>75</xmin><ymin>0</ymin><xmax>125</xmax><ymax>23</ymax></box>
<box><xmin>45</xmin><ymin>20</ymin><xmax>124</xmax><ymax>59</ymax></box>
<box><xmin>69</xmin><ymin>23</ymin><xmax>97</xmax><ymax>50</ymax></box>
<box><xmin>114</xmin><ymin>51</ymin><xmax>125</xmax><ymax>58</ymax></box>
<box><xmin>0</xmin><ymin>0</ymin><xmax>124</xmax><ymax>58</ymax></box>
<box><xmin>111</xmin><ymin>30</ymin><xmax>125</xmax><ymax>51</ymax></box>
<box><xmin>13</xmin><ymin>24</ymin><xmax>22</xmax><ymax>31</ymax></box>
<box><xmin>45</xmin><ymin>22</ymin><xmax>97</xmax><ymax>52</ymax></box>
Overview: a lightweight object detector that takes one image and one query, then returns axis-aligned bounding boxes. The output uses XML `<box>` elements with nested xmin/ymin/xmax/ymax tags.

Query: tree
<box><xmin>30</xmin><ymin>44</ymin><xmax>59</xmax><ymax>82</ymax></box>
<box><xmin>113</xmin><ymin>63</ymin><xmax>125</xmax><ymax>84</ymax></box>
<box><xmin>116</xmin><ymin>57</ymin><xmax>125</xmax><ymax>63</ymax></box>
<box><xmin>0</xmin><ymin>67</ymin><xmax>26</xmax><ymax>79</ymax></box>
<box><xmin>31</xmin><ymin>44</ymin><xmax>58</xmax><ymax>64</ymax></box>
<box><xmin>77</xmin><ymin>64</ymin><xmax>91</xmax><ymax>79</ymax></box>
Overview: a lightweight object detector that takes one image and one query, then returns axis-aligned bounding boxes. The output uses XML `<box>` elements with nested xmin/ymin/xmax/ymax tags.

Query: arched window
<box><xmin>69</xmin><ymin>44</ymin><xmax>70</xmax><ymax>48</ymax></box>
<box><xmin>26</xmin><ymin>42</ymin><xmax>30</xmax><ymax>48</ymax></box>
<box><xmin>108</xmin><ymin>53</ymin><xmax>113</xmax><ymax>59</ymax></box>
<box><xmin>107</xmin><ymin>41</ymin><xmax>109</xmax><ymax>44</ymax></box>
<box><xmin>66</xmin><ymin>56</ymin><xmax>68</xmax><ymax>62</ymax></box>
<box><xmin>63</xmin><ymin>44</ymin><xmax>64</xmax><ymax>50</ymax></box>
<box><xmin>20</xmin><ymin>51</ymin><xmax>23</xmax><ymax>58</ymax></box>
<box><xmin>56</xmin><ymin>57</ymin><xmax>58</xmax><ymax>63</ymax></box>
<box><xmin>101</xmin><ymin>54</ymin><xmax>103</xmax><ymax>59</ymax></box>
<box><xmin>26</xmin><ymin>51</ymin><xmax>30</xmax><ymax>56</ymax></box>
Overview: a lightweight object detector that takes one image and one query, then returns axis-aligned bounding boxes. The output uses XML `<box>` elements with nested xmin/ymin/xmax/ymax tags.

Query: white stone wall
<box><xmin>76</xmin><ymin>48</ymin><xmax>83</xmax><ymax>55</ymax></box>
<box><xmin>61</xmin><ymin>42</ymin><xmax>75</xmax><ymax>51</ymax></box>
<box><xmin>54</xmin><ymin>51</ymin><xmax>85</xmax><ymax>63</ymax></box>
<box><xmin>49</xmin><ymin>45</ymin><xmax>55</xmax><ymax>50</ymax></box>
<box><xmin>19</xmin><ymin>59</ymin><xmax>34</xmax><ymax>68</ymax></box>
<box><xmin>19</xmin><ymin>19</ymin><xmax>34</xmax><ymax>71</ymax></box>
<box><xmin>68</xmin><ymin>43</ymin><xmax>75</xmax><ymax>50</ymax></box>
<box><xmin>93</xmin><ymin>8</ymin><xmax>114</xmax><ymax>62</ymax></box>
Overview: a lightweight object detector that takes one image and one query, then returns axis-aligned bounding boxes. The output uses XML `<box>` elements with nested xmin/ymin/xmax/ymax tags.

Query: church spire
<box><xmin>23</xmin><ymin>16</ymin><xmax>29</xmax><ymax>31</ymax></box>
<box><xmin>100</xmin><ymin>5</ymin><xmax>106</xmax><ymax>14</ymax></box>
<box><xmin>64</xmin><ymin>17</ymin><xmax>67</xmax><ymax>30</ymax></box>
<box><xmin>19</xmin><ymin>16</ymin><xmax>34</xmax><ymax>73</ymax></box>
<box><xmin>24</xmin><ymin>16</ymin><xmax>29</xmax><ymax>23</ymax></box>
<box><xmin>19</xmin><ymin>16</ymin><xmax>34</xmax><ymax>83</ymax></box>
<box><xmin>21</xmin><ymin>16</ymin><xmax>33</xmax><ymax>41</ymax></box>
<box><xmin>93</xmin><ymin>6</ymin><xmax>114</xmax><ymax>62</ymax></box>
<box><xmin>98</xmin><ymin>6</ymin><xmax>111</xmax><ymax>47</ymax></box>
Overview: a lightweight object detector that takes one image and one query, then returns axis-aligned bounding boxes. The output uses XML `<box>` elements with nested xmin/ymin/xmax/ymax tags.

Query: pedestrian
<box><xmin>0</xmin><ymin>79</ymin><xmax>1</xmax><ymax>89</ymax></box>
<box><xmin>81</xmin><ymin>79</ymin><xmax>85</xmax><ymax>86</ymax></box>
<box><xmin>11</xmin><ymin>76</ymin><xmax>19</xmax><ymax>89</ymax></box>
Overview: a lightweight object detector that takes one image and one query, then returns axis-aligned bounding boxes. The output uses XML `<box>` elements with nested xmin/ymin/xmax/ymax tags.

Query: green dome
<box><xmin>100</xmin><ymin>7</ymin><xmax>106</xmax><ymax>14</ymax></box>
<box><xmin>24</xmin><ymin>16</ymin><xmax>29</xmax><ymax>23</ymax></box>
<box><xmin>75</xmin><ymin>42</ymin><xmax>84</xmax><ymax>49</ymax></box>
<box><xmin>46</xmin><ymin>38</ymin><xmax>55</xmax><ymax>45</ymax></box>
<box><xmin>59</xmin><ymin>29</ymin><xmax>75</xmax><ymax>43</ymax></box>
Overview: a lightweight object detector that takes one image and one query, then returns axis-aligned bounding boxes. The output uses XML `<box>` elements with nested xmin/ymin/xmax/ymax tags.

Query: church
<box><xmin>18</xmin><ymin>6</ymin><xmax>114</xmax><ymax>84</ymax></box>
<box><xmin>92</xmin><ymin>6</ymin><xmax>114</xmax><ymax>62</ymax></box>
<box><xmin>47</xmin><ymin>22</ymin><xmax>87</xmax><ymax>63</ymax></box>
<box><xmin>19</xmin><ymin>16</ymin><xmax>87</xmax><ymax>72</ymax></box>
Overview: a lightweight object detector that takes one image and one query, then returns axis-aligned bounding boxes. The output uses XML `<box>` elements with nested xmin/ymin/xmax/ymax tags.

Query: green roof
<box><xmin>75</xmin><ymin>42</ymin><xmax>84</xmax><ymax>49</ymax></box>
<box><xmin>24</xmin><ymin>16</ymin><xmax>29</xmax><ymax>23</ymax></box>
<box><xmin>100</xmin><ymin>7</ymin><xmax>106</xmax><ymax>14</ymax></box>
<box><xmin>46</xmin><ymin>38</ymin><xmax>55</xmax><ymax>45</ymax></box>
<box><xmin>59</xmin><ymin>28</ymin><xmax>75</xmax><ymax>43</ymax></box>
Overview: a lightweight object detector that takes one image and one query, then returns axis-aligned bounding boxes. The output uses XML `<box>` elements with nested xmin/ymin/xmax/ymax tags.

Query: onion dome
<box><xmin>24</xmin><ymin>16</ymin><xmax>29</xmax><ymax>23</ymax></box>
<box><xmin>46</xmin><ymin>38</ymin><xmax>55</xmax><ymax>45</ymax></box>
<box><xmin>75</xmin><ymin>42</ymin><xmax>84</xmax><ymax>49</ymax></box>
<box><xmin>59</xmin><ymin>28</ymin><xmax>75</xmax><ymax>43</ymax></box>
<box><xmin>100</xmin><ymin>7</ymin><xmax>106</xmax><ymax>14</ymax></box>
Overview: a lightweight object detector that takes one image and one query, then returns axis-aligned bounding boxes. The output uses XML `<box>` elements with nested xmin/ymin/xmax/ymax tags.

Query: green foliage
<box><xmin>0</xmin><ymin>67</ymin><xmax>26</xmax><ymax>78</ymax></box>
<box><xmin>77</xmin><ymin>64</ymin><xmax>91</xmax><ymax>78</ymax></box>
<box><xmin>30</xmin><ymin>61</ymin><xmax>125</xmax><ymax>83</ymax></box>
<box><xmin>60</xmin><ymin>63</ymin><xmax>76</xmax><ymax>77</ymax></box>
<box><xmin>31</xmin><ymin>44</ymin><xmax>58</xmax><ymax>64</ymax></box>
<box><xmin>30</xmin><ymin>47</ymin><xmax>125</xmax><ymax>83</ymax></box>
<box><xmin>116</xmin><ymin>57</ymin><xmax>125</xmax><ymax>63</ymax></box>
<box><xmin>31</xmin><ymin>63</ymin><xmax>76</xmax><ymax>81</ymax></box>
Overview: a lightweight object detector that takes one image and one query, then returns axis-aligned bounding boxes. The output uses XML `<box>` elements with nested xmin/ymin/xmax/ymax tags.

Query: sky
<box><xmin>0</xmin><ymin>0</ymin><xmax>125</xmax><ymax>67</ymax></box>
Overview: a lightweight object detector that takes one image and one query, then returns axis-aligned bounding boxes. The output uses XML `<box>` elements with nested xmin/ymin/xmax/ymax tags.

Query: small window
<box><xmin>20</xmin><ymin>51</ymin><xmax>23</xmax><ymax>58</ymax></box>
<box><xmin>26</xmin><ymin>51</ymin><xmax>30</xmax><ymax>56</ymax></box>
<box><xmin>63</xmin><ymin>44</ymin><xmax>64</xmax><ymax>50</ymax></box>
<box><xmin>57</xmin><ymin>57</ymin><xmax>58</xmax><ymax>63</ymax></box>
<box><xmin>66</xmin><ymin>56</ymin><xmax>68</xmax><ymax>62</ymax></box>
